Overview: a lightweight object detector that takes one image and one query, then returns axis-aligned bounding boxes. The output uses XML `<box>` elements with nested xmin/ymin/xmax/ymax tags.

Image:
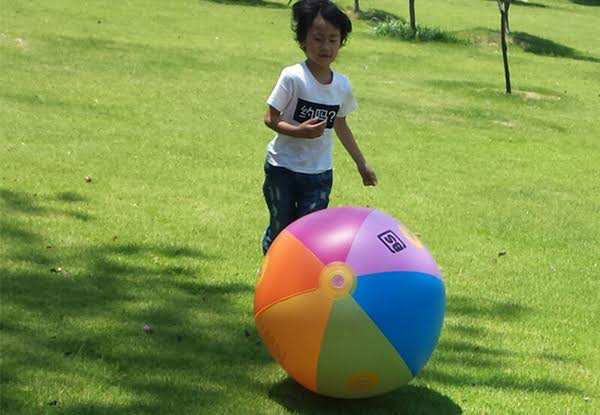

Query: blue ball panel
<box><xmin>352</xmin><ymin>272</ymin><xmax>446</xmax><ymax>376</ymax></box>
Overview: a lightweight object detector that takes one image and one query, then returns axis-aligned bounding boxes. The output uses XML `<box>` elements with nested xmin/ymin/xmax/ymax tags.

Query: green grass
<box><xmin>1</xmin><ymin>0</ymin><xmax>599</xmax><ymax>414</ymax></box>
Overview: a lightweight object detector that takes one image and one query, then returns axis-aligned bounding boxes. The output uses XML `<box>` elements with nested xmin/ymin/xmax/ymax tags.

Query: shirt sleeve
<box><xmin>337</xmin><ymin>79</ymin><xmax>357</xmax><ymax>118</ymax></box>
<box><xmin>266</xmin><ymin>68</ymin><xmax>293</xmax><ymax>112</ymax></box>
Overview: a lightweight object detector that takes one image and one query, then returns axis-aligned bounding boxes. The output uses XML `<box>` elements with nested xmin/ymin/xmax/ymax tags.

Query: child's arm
<box><xmin>334</xmin><ymin>117</ymin><xmax>378</xmax><ymax>186</ymax></box>
<box><xmin>264</xmin><ymin>106</ymin><xmax>326</xmax><ymax>139</ymax></box>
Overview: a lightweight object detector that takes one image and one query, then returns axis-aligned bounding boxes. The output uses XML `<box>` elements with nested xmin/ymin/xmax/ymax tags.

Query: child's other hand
<box><xmin>357</xmin><ymin>162</ymin><xmax>378</xmax><ymax>186</ymax></box>
<box><xmin>298</xmin><ymin>118</ymin><xmax>326</xmax><ymax>138</ymax></box>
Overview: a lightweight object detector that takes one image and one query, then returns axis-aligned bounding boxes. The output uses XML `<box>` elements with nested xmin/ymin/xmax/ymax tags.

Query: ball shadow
<box><xmin>268</xmin><ymin>377</ymin><xmax>462</xmax><ymax>415</ymax></box>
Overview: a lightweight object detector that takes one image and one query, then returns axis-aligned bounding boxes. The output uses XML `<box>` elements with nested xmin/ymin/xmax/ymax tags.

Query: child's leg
<box><xmin>262</xmin><ymin>162</ymin><xmax>296</xmax><ymax>254</ymax></box>
<box><xmin>295</xmin><ymin>169</ymin><xmax>333</xmax><ymax>219</ymax></box>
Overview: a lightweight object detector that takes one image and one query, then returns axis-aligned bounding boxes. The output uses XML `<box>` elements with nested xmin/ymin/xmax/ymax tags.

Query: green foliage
<box><xmin>373</xmin><ymin>18</ymin><xmax>457</xmax><ymax>42</ymax></box>
<box><xmin>356</xmin><ymin>8</ymin><xmax>401</xmax><ymax>23</ymax></box>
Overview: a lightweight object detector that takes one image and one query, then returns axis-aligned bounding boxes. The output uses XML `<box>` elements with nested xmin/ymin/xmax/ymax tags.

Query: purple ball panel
<box><xmin>346</xmin><ymin>210</ymin><xmax>442</xmax><ymax>279</ymax></box>
<box><xmin>286</xmin><ymin>207</ymin><xmax>373</xmax><ymax>265</ymax></box>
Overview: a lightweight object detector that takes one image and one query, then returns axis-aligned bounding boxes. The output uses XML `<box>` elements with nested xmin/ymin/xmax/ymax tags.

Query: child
<box><xmin>261</xmin><ymin>0</ymin><xmax>377</xmax><ymax>254</ymax></box>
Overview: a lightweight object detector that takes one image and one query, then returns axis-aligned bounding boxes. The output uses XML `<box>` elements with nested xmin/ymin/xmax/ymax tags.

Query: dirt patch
<box><xmin>0</xmin><ymin>33</ymin><xmax>28</xmax><ymax>50</ymax></box>
<box><xmin>515</xmin><ymin>90</ymin><xmax>561</xmax><ymax>101</ymax></box>
<box><xmin>494</xmin><ymin>120</ymin><xmax>514</xmax><ymax>128</ymax></box>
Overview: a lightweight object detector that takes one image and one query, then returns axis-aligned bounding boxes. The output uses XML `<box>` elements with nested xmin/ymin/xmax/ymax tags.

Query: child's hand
<box><xmin>298</xmin><ymin>118</ymin><xmax>326</xmax><ymax>138</ymax></box>
<box><xmin>357</xmin><ymin>162</ymin><xmax>378</xmax><ymax>186</ymax></box>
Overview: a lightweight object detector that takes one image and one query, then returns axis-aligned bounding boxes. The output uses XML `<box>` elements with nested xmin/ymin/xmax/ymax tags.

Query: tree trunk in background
<box><xmin>354</xmin><ymin>0</ymin><xmax>360</xmax><ymax>13</ymax></box>
<box><xmin>500</xmin><ymin>9</ymin><xmax>512</xmax><ymax>94</ymax></box>
<box><xmin>409</xmin><ymin>0</ymin><xmax>416</xmax><ymax>32</ymax></box>
<box><xmin>504</xmin><ymin>1</ymin><xmax>511</xmax><ymax>34</ymax></box>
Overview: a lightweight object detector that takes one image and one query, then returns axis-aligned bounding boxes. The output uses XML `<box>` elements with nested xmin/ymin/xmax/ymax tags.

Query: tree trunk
<box><xmin>409</xmin><ymin>0</ymin><xmax>416</xmax><ymax>32</ymax></box>
<box><xmin>500</xmin><ymin>10</ymin><xmax>512</xmax><ymax>94</ymax></box>
<box><xmin>504</xmin><ymin>2</ymin><xmax>511</xmax><ymax>34</ymax></box>
<box><xmin>354</xmin><ymin>0</ymin><xmax>360</xmax><ymax>13</ymax></box>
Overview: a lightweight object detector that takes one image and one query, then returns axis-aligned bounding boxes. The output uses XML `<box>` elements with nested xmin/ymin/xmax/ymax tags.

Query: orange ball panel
<box><xmin>255</xmin><ymin>289</ymin><xmax>334</xmax><ymax>392</ymax></box>
<box><xmin>254</xmin><ymin>230</ymin><xmax>324</xmax><ymax>316</ymax></box>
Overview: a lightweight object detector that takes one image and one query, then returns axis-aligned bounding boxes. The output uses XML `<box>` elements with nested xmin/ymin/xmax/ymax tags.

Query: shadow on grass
<box><xmin>570</xmin><ymin>0</ymin><xmax>600</xmax><ymax>5</ymax></box>
<box><xmin>270</xmin><ymin>379</ymin><xmax>462</xmax><ymax>415</ymax></box>
<box><xmin>424</xmin><ymin>369</ymin><xmax>581</xmax><ymax>394</ymax></box>
<box><xmin>0</xmin><ymin>187</ymin><xmax>269</xmax><ymax>414</ymax></box>
<box><xmin>1</xmin><ymin>188</ymin><xmax>93</xmax><ymax>221</ymax></box>
<box><xmin>458</xmin><ymin>27</ymin><xmax>599</xmax><ymax>63</ymax></box>
<box><xmin>423</xmin><ymin>294</ymin><xmax>582</xmax><ymax>395</ymax></box>
<box><xmin>55</xmin><ymin>191</ymin><xmax>88</xmax><ymax>203</ymax></box>
<box><xmin>512</xmin><ymin>31</ymin><xmax>600</xmax><ymax>63</ymax></box>
<box><xmin>0</xmin><ymin>187</ymin><xmax>583</xmax><ymax>412</ymax></box>
<box><xmin>203</xmin><ymin>0</ymin><xmax>287</xmax><ymax>8</ymax></box>
<box><xmin>265</xmin><ymin>290</ymin><xmax>581</xmax><ymax>410</ymax></box>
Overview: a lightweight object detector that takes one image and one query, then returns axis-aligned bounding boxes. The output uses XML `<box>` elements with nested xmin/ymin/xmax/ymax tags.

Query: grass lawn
<box><xmin>1</xmin><ymin>0</ymin><xmax>599</xmax><ymax>413</ymax></box>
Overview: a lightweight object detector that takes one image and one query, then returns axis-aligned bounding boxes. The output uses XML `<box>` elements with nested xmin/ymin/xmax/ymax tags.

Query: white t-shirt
<box><xmin>266</xmin><ymin>61</ymin><xmax>357</xmax><ymax>174</ymax></box>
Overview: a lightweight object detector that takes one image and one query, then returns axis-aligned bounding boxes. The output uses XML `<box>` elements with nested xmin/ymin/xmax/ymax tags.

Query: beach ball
<box><xmin>254</xmin><ymin>207</ymin><xmax>445</xmax><ymax>399</ymax></box>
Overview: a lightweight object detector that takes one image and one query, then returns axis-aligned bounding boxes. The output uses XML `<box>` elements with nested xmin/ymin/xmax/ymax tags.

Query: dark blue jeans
<box><xmin>262</xmin><ymin>162</ymin><xmax>333</xmax><ymax>254</ymax></box>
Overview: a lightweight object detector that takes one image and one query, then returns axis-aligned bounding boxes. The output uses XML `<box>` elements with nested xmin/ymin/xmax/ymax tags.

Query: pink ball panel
<box><xmin>286</xmin><ymin>206</ymin><xmax>373</xmax><ymax>265</ymax></box>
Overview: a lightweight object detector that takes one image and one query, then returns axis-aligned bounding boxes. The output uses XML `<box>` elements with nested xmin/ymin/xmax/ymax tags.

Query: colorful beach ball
<box><xmin>254</xmin><ymin>207</ymin><xmax>445</xmax><ymax>399</ymax></box>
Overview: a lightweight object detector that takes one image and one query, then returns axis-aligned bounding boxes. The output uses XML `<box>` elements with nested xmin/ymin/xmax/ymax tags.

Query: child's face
<box><xmin>301</xmin><ymin>14</ymin><xmax>342</xmax><ymax>69</ymax></box>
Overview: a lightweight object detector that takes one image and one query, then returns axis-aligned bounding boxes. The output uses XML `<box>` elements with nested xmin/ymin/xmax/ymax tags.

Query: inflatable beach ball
<box><xmin>254</xmin><ymin>207</ymin><xmax>445</xmax><ymax>399</ymax></box>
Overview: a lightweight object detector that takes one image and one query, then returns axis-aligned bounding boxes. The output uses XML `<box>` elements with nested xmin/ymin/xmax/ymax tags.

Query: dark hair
<box><xmin>291</xmin><ymin>0</ymin><xmax>352</xmax><ymax>47</ymax></box>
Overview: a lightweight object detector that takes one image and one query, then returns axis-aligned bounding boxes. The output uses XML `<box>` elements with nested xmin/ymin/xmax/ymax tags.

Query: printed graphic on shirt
<box><xmin>293</xmin><ymin>98</ymin><xmax>340</xmax><ymax>129</ymax></box>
